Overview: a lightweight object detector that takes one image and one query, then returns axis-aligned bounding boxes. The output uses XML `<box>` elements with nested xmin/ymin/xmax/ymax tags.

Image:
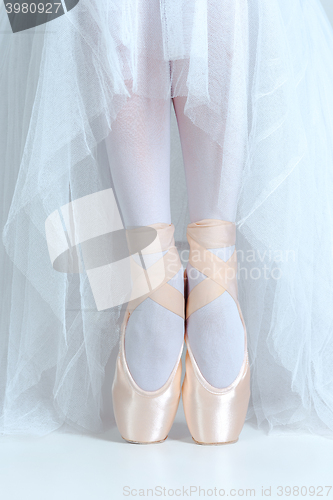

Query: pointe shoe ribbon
<box><xmin>186</xmin><ymin>219</ymin><xmax>240</xmax><ymax>321</ymax></box>
<box><xmin>112</xmin><ymin>223</ymin><xmax>185</xmax><ymax>444</ymax></box>
<box><xmin>126</xmin><ymin>223</ymin><xmax>184</xmax><ymax>317</ymax></box>
<box><xmin>182</xmin><ymin>219</ymin><xmax>250</xmax><ymax>445</ymax></box>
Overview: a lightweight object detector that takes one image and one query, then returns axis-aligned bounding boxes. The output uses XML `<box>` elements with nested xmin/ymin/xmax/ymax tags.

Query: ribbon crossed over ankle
<box><xmin>186</xmin><ymin>219</ymin><xmax>243</xmax><ymax>325</ymax></box>
<box><xmin>126</xmin><ymin>223</ymin><xmax>185</xmax><ymax>319</ymax></box>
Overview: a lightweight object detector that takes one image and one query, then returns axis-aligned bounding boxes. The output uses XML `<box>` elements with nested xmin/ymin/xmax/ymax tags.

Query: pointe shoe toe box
<box><xmin>112</xmin><ymin>345</ymin><xmax>183</xmax><ymax>443</ymax></box>
<box><xmin>182</xmin><ymin>344</ymin><xmax>250</xmax><ymax>444</ymax></box>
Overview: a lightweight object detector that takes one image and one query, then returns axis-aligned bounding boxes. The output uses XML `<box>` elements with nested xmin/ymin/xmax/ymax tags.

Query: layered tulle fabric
<box><xmin>1</xmin><ymin>0</ymin><xmax>333</xmax><ymax>435</ymax></box>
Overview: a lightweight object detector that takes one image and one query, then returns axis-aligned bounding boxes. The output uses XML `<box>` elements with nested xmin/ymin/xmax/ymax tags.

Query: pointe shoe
<box><xmin>182</xmin><ymin>219</ymin><xmax>250</xmax><ymax>445</ymax></box>
<box><xmin>112</xmin><ymin>223</ymin><xmax>185</xmax><ymax>444</ymax></box>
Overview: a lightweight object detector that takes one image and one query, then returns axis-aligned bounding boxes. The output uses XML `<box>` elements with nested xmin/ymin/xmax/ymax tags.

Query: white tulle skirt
<box><xmin>1</xmin><ymin>0</ymin><xmax>333</xmax><ymax>436</ymax></box>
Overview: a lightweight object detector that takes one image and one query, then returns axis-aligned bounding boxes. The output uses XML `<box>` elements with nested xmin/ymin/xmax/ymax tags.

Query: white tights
<box><xmin>105</xmin><ymin>90</ymin><xmax>244</xmax><ymax>390</ymax></box>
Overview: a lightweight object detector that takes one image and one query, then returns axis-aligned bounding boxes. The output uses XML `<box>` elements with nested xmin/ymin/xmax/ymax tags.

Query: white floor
<box><xmin>0</xmin><ymin>403</ymin><xmax>332</xmax><ymax>500</ymax></box>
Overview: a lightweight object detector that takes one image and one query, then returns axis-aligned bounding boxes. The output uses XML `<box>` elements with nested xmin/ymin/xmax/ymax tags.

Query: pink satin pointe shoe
<box><xmin>112</xmin><ymin>223</ymin><xmax>185</xmax><ymax>444</ymax></box>
<box><xmin>182</xmin><ymin>219</ymin><xmax>250</xmax><ymax>445</ymax></box>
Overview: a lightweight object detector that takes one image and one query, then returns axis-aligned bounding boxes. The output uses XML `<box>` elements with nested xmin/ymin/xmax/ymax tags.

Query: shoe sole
<box><xmin>192</xmin><ymin>436</ymin><xmax>239</xmax><ymax>446</ymax></box>
<box><xmin>121</xmin><ymin>435</ymin><xmax>168</xmax><ymax>444</ymax></box>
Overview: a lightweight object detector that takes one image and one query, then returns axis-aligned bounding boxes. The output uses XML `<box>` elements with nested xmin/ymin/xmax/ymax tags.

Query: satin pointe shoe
<box><xmin>182</xmin><ymin>219</ymin><xmax>250</xmax><ymax>445</ymax></box>
<box><xmin>112</xmin><ymin>223</ymin><xmax>185</xmax><ymax>444</ymax></box>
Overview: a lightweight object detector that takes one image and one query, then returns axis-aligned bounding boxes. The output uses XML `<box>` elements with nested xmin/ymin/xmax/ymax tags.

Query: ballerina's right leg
<box><xmin>105</xmin><ymin>90</ymin><xmax>184</xmax><ymax>391</ymax></box>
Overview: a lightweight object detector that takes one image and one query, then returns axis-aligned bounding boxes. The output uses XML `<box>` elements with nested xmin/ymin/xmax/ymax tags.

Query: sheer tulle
<box><xmin>1</xmin><ymin>0</ymin><xmax>333</xmax><ymax>435</ymax></box>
